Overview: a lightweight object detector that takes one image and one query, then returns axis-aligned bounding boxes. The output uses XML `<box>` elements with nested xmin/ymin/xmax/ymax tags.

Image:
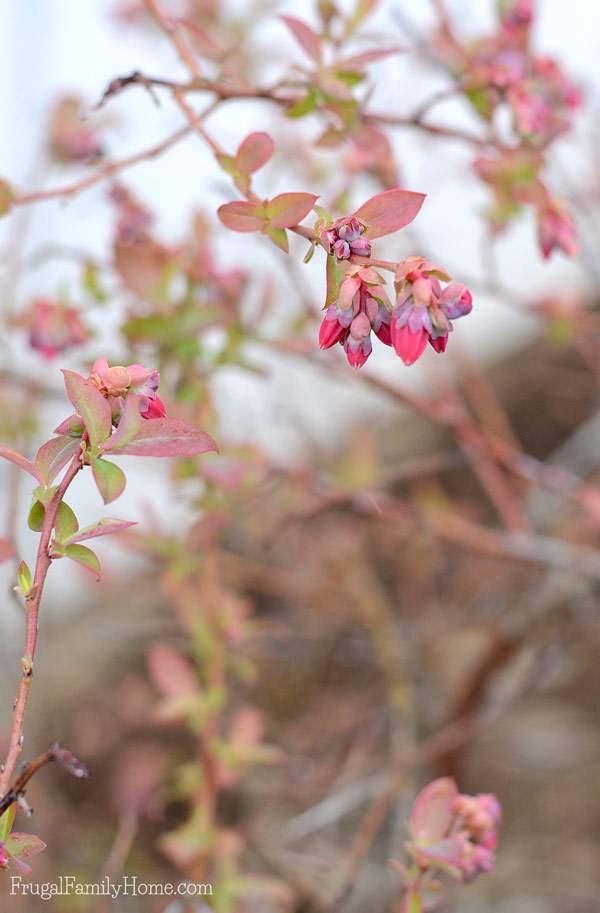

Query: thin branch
<box><xmin>0</xmin><ymin>451</ymin><xmax>83</xmax><ymax>793</ymax></box>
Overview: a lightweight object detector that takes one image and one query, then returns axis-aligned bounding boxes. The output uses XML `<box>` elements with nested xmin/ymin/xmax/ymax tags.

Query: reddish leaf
<box><xmin>236</xmin><ymin>132</ymin><xmax>275</xmax><ymax>174</ymax></box>
<box><xmin>280</xmin><ymin>14</ymin><xmax>321</xmax><ymax>63</ymax></box>
<box><xmin>35</xmin><ymin>435</ymin><xmax>81</xmax><ymax>485</ymax></box>
<box><xmin>410</xmin><ymin>777</ymin><xmax>457</xmax><ymax>843</ymax></box>
<box><xmin>148</xmin><ymin>643</ymin><xmax>198</xmax><ymax>698</ymax></box>
<box><xmin>217</xmin><ymin>201</ymin><xmax>265</xmax><ymax>232</ymax></box>
<box><xmin>62</xmin><ymin>370</ymin><xmax>113</xmax><ymax>448</ymax></box>
<box><xmin>354</xmin><ymin>188</ymin><xmax>426</xmax><ymax>239</ymax></box>
<box><xmin>54</xmin><ymin>414</ymin><xmax>85</xmax><ymax>436</ymax></box>
<box><xmin>0</xmin><ymin>444</ymin><xmax>41</xmax><ymax>483</ymax></box>
<box><xmin>336</xmin><ymin>47</ymin><xmax>402</xmax><ymax>71</ymax></box>
<box><xmin>267</xmin><ymin>192</ymin><xmax>318</xmax><ymax>228</ymax></box>
<box><xmin>4</xmin><ymin>833</ymin><xmax>47</xmax><ymax>872</ymax></box>
<box><xmin>66</xmin><ymin>518</ymin><xmax>137</xmax><ymax>544</ymax></box>
<box><xmin>102</xmin><ymin>394</ymin><xmax>142</xmax><ymax>453</ymax></box>
<box><xmin>114</xmin><ymin>418</ymin><xmax>218</xmax><ymax>458</ymax></box>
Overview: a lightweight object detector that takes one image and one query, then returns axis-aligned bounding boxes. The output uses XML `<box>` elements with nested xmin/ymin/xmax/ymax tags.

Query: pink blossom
<box><xmin>391</xmin><ymin>259</ymin><xmax>472</xmax><ymax>365</ymax></box>
<box><xmin>28</xmin><ymin>298</ymin><xmax>88</xmax><ymax>359</ymax></box>
<box><xmin>89</xmin><ymin>359</ymin><xmax>166</xmax><ymax>419</ymax></box>
<box><xmin>538</xmin><ymin>200</ymin><xmax>580</xmax><ymax>258</ymax></box>
<box><xmin>406</xmin><ymin>777</ymin><xmax>501</xmax><ymax>883</ymax></box>
<box><xmin>0</xmin><ymin>842</ymin><xmax>9</xmax><ymax>868</ymax></box>
<box><xmin>318</xmin><ymin>266</ymin><xmax>391</xmax><ymax>368</ymax></box>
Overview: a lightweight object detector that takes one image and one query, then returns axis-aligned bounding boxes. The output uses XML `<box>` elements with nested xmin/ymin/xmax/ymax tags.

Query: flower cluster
<box><xmin>319</xmin><ymin>266</ymin><xmax>391</xmax><ymax>368</ymax></box>
<box><xmin>319</xmin><ymin>216</ymin><xmax>372</xmax><ymax>261</ymax></box>
<box><xmin>392</xmin><ymin>258</ymin><xmax>472</xmax><ymax>365</ymax></box>
<box><xmin>27</xmin><ymin>298</ymin><xmax>88</xmax><ymax>360</ymax></box>
<box><xmin>89</xmin><ymin>358</ymin><xmax>166</xmax><ymax>420</ymax></box>
<box><xmin>405</xmin><ymin>777</ymin><xmax>501</xmax><ymax>886</ymax></box>
<box><xmin>438</xmin><ymin>1</ymin><xmax>580</xmax><ymax>146</ymax></box>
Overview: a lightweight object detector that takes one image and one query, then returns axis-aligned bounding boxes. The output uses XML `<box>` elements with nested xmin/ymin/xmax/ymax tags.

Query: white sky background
<box><xmin>0</xmin><ymin>0</ymin><xmax>598</xmax><ymax>605</ymax></box>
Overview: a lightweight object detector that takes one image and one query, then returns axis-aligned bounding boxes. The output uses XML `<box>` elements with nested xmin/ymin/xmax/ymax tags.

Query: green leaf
<box><xmin>407</xmin><ymin>890</ymin><xmax>423</xmax><ymax>913</ymax></box>
<box><xmin>286</xmin><ymin>88</ymin><xmax>319</xmax><ymax>118</ymax></box>
<box><xmin>265</xmin><ymin>225</ymin><xmax>289</xmax><ymax>253</ymax></box>
<box><xmin>82</xmin><ymin>260</ymin><xmax>107</xmax><ymax>302</ymax></box>
<box><xmin>325</xmin><ymin>255</ymin><xmax>347</xmax><ymax>307</ymax></box>
<box><xmin>61</xmin><ymin>370</ymin><xmax>112</xmax><ymax>449</ymax></box>
<box><xmin>54</xmin><ymin>501</ymin><xmax>79</xmax><ymax>543</ymax></box>
<box><xmin>17</xmin><ymin>561</ymin><xmax>33</xmax><ymax>597</ymax></box>
<box><xmin>91</xmin><ymin>458</ymin><xmax>126</xmax><ymax>505</ymax></box>
<box><xmin>0</xmin><ymin>805</ymin><xmax>16</xmax><ymax>842</ymax></box>
<box><xmin>215</xmin><ymin>153</ymin><xmax>238</xmax><ymax>176</ymax></box>
<box><xmin>28</xmin><ymin>500</ymin><xmax>45</xmax><ymax>532</ymax></box>
<box><xmin>63</xmin><ymin>544</ymin><xmax>101</xmax><ymax>579</ymax></box>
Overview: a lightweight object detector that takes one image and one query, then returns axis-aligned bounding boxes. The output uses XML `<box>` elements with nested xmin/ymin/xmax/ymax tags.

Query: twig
<box><xmin>0</xmin><ymin>451</ymin><xmax>83</xmax><ymax>793</ymax></box>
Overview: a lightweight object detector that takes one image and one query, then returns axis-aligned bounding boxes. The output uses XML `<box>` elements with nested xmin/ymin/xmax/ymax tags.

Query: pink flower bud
<box><xmin>349</xmin><ymin>237</ymin><xmax>372</xmax><ymax>257</ymax></box>
<box><xmin>538</xmin><ymin>201</ymin><xmax>579</xmax><ymax>259</ymax></box>
<box><xmin>337</xmin><ymin>217</ymin><xmax>362</xmax><ymax>241</ymax></box>
<box><xmin>319</xmin><ymin>309</ymin><xmax>348</xmax><ymax>349</ymax></box>
<box><xmin>333</xmin><ymin>238</ymin><xmax>351</xmax><ymax>260</ymax></box>
<box><xmin>0</xmin><ymin>842</ymin><xmax>9</xmax><ymax>868</ymax></box>
<box><xmin>391</xmin><ymin>323</ymin><xmax>429</xmax><ymax>366</ymax></box>
<box><xmin>140</xmin><ymin>394</ymin><xmax>167</xmax><ymax>420</ymax></box>
<box><xmin>429</xmin><ymin>333</ymin><xmax>448</xmax><ymax>353</ymax></box>
<box><xmin>439</xmin><ymin>284</ymin><xmax>473</xmax><ymax>319</ymax></box>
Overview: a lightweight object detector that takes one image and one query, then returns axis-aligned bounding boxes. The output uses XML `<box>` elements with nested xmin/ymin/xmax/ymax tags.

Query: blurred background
<box><xmin>0</xmin><ymin>1</ymin><xmax>599</xmax><ymax>911</ymax></box>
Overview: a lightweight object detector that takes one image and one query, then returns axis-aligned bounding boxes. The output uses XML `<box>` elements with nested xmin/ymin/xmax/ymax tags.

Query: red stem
<box><xmin>0</xmin><ymin>451</ymin><xmax>83</xmax><ymax>793</ymax></box>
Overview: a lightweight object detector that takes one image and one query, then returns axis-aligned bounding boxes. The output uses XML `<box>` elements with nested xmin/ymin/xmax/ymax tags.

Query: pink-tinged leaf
<box><xmin>114</xmin><ymin>419</ymin><xmax>218</xmax><ymax>458</ymax></box>
<box><xmin>217</xmin><ymin>201</ymin><xmax>265</xmax><ymax>232</ymax></box>
<box><xmin>4</xmin><ymin>833</ymin><xmax>47</xmax><ymax>874</ymax></box>
<box><xmin>265</xmin><ymin>225</ymin><xmax>289</xmax><ymax>253</ymax></box>
<box><xmin>336</xmin><ymin>47</ymin><xmax>403</xmax><ymax>71</ymax></box>
<box><xmin>54</xmin><ymin>414</ymin><xmax>85</xmax><ymax>436</ymax></box>
<box><xmin>102</xmin><ymin>394</ymin><xmax>142</xmax><ymax>453</ymax></box>
<box><xmin>413</xmin><ymin>837</ymin><xmax>465</xmax><ymax>880</ymax></box>
<box><xmin>35</xmin><ymin>436</ymin><xmax>81</xmax><ymax>485</ymax></box>
<box><xmin>280</xmin><ymin>14</ymin><xmax>321</xmax><ymax>63</ymax></box>
<box><xmin>91</xmin><ymin>457</ymin><xmax>127</xmax><ymax>505</ymax></box>
<box><xmin>410</xmin><ymin>777</ymin><xmax>457</xmax><ymax>844</ymax></box>
<box><xmin>0</xmin><ymin>444</ymin><xmax>41</xmax><ymax>483</ymax></box>
<box><xmin>0</xmin><ymin>537</ymin><xmax>12</xmax><ymax>565</ymax></box>
<box><xmin>148</xmin><ymin>643</ymin><xmax>199</xmax><ymax>699</ymax></box>
<box><xmin>63</xmin><ymin>543</ymin><xmax>101</xmax><ymax>579</ymax></box>
<box><xmin>236</xmin><ymin>132</ymin><xmax>275</xmax><ymax>174</ymax></box>
<box><xmin>354</xmin><ymin>188</ymin><xmax>426</xmax><ymax>239</ymax></box>
<box><xmin>62</xmin><ymin>370</ymin><xmax>112</xmax><ymax>448</ymax></box>
<box><xmin>66</xmin><ymin>518</ymin><xmax>137</xmax><ymax>544</ymax></box>
<box><xmin>266</xmin><ymin>192</ymin><xmax>318</xmax><ymax>229</ymax></box>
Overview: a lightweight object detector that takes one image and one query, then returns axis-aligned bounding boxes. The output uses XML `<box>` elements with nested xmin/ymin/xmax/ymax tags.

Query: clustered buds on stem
<box><xmin>319</xmin><ymin>266</ymin><xmax>392</xmax><ymax>368</ymax></box>
<box><xmin>399</xmin><ymin>777</ymin><xmax>501</xmax><ymax>910</ymax></box>
<box><xmin>392</xmin><ymin>258</ymin><xmax>472</xmax><ymax>365</ymax></box>
<box><xmin>320</xmin><ymin>216</ymin><xmax>372</xmax><ymax>261</ymax></box>
<box><xmin>89</xmin><ymin>358</ymin><xmax>166</xmax><ymax>420</ymax></box>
